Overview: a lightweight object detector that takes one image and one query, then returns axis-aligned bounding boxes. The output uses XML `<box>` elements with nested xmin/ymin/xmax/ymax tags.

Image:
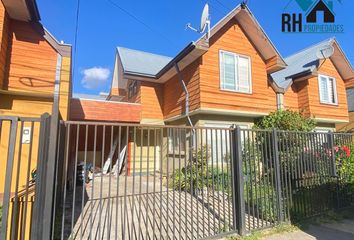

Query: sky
<box><xmin>36</xmin><ymin>0</ymin><xmax>354</xmax><ymax>95</ymax></box>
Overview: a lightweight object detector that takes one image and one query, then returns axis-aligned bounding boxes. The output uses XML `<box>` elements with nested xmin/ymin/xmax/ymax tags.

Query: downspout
<box><xmin>174</xmin><ymin>63</ymin><xmax>194</xmax><ymax>128</ymax></box>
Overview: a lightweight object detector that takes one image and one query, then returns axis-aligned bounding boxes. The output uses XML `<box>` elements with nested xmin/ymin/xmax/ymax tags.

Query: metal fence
<box><xmin>50</xmin><ymin>122</ymin><xmax>354</xmax><ymax>240</ymax></box>
<box><xmin>0</xmin><ymin>114</ymin><xmax>53</xmax><ymax>240</ymax></box>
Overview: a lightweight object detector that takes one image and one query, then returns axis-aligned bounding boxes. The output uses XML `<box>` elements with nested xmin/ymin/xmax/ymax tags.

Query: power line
<box><xmin>72</xmin><ymin>0</ymin><xmax>81</xmax><ymax>84</ymax></box>
<box><xmin>106</xmin><ymin>0</ymin><xmax>178</xmax><ymax>47</ymax></box>
<box><xmin>212</xmin><ymin>0</ymin><xmax>231</xmax><ymax>11</ymax></box>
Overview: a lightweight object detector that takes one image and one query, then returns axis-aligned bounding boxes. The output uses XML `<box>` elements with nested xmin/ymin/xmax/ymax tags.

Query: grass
<box><xmin>226</xmin><ymin>224</ymin><xmax>299</xmax><ymax>240</ymax></box>
<box><xmin>226</xmin><ymin>207</ymin><xmax>354</xmax><ymax>240</ymax></box>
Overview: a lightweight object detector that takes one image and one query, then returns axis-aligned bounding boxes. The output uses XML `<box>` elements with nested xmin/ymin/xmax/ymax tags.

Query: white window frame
<box><xmin>219</xmin><ymin>50</ymin><xmax>252</xmax><ymax>94</ymax></box>
<box><xmin>318</xmin><ymin>74</ymin><xmax>338</xmax><ymax>105</ymax></box>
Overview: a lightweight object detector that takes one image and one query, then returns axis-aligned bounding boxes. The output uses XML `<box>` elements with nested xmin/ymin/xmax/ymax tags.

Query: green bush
<box><xmin>254</xmin><ymin>110</ymin><xmax>316</xmax><ymax>131</ymax></box>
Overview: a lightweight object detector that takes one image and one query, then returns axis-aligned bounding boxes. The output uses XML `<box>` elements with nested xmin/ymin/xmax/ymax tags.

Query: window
<box><xmin>128</xmin><ymin>81</ymin><xmax>138</xmax><ymax>99</ymax></box>
<box><xmin>219</xmin><ymin>50</ymin><xmax>252</xmax><ymax>93</ymax></box>
<box><xmin>318</xmin><ymin>75</ymin><xmax>337</xmax><ymax>105</ymax></box>
<box><xmin>168</xmin><ymin>128</ymin><xmax>186</xmax><ymax>154</ymax></box>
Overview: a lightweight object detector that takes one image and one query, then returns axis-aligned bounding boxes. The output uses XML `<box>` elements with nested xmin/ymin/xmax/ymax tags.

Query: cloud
<box><xmin>81</xmin><ymin>67</ymin><xmax>110</xmax><ymax>89</ymax></box>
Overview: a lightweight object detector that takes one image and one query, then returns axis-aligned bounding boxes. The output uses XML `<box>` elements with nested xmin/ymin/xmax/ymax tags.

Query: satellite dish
<box><xmin>186</xmin><ymin>3</ymin><xmax>211</xmax><ymax>40</ymax></box>
<box><xmin>200</xmin><ymin>3</ymin><xmax>209</xmax><ymax>33</ymax></box>
<box><xmin>316</xmin><ymin>45</ymin><xmax>335</xmax><ymax>59</ymax></box>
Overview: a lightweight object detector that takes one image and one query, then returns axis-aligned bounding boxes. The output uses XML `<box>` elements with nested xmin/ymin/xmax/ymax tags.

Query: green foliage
<box><xmin>254</xmin><ymin>110</ymin><xmax>316</xmax><ymax>131</ymax></box>
<box><xmin>336</xmin><ymin>144</ymin><xmax>354</xmax><ymax>185</ymax></box>
<box><xmin>169</xmin><ymin>146</ymin><xmax>231</xmax><ymax>194</ymax></box>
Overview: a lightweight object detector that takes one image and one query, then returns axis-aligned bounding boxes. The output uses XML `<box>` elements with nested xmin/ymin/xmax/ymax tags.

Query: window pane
<box><xmin>328</xmin><ymin>78</ymin><xmax>336</xmax><ymax>104</ymax></box>
<box><xmin>238</xmin><ymin>56</ymin><xmax>250</xmax><ymax>92</ymax></box>
<box><xmin>221</xmin><ymin>53</ymin><xmax>236</xmax><ymax>90</ymax></box>
<box><xmin>320</xmin><ymin>76</ymin><xmax>329</xmax><ymax>103</ymax></box>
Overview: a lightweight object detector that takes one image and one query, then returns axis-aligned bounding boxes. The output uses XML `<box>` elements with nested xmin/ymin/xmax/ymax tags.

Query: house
<box><xmin>0</xmin><ymin>0</ymin><xmax>72</xmax><ymax>238</ymax></box>
<box><xmin>272</xmin><ymin>38</ymin><xmax>354</xmax><ymax>131</ymax></box>
<box><xmin>75</xmin><ymin>4</ymin><xmax>350</xmax><ymax>175</ymax></box>
<box><xmin>107</xmin><ymin>5</ymin><xmax>353</xmax><ymax>131</ymax></box>
<box><xmin>307</xmin><ymin>0</ymin><xmax>335</xmax><ymax>23</ymax></box>
<box><xmin>337</xmin><ymin>80</ymin><xmax>354</xmax><ymax>131</ymax></box>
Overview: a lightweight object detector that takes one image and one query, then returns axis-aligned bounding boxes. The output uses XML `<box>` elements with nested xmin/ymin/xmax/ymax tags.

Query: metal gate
<box><xmin>0</xmin><ymin>113</ymin><xmax>58</xmax><ymax>240</ymax></box>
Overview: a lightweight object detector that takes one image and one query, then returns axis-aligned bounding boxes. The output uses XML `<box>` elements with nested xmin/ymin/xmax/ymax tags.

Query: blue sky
<box><xmin>37</xmin><ymin>0</ymin><xmax>354</xmax><ymax>95</ymax></box>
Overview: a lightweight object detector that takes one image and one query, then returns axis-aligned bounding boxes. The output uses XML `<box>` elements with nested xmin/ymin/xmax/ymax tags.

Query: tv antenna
<box><xmin>186</xmin><ymin>3</ymin><xmax>211</xmax><ymax>40</ymax></box>
<box><xmin>316</xmin><ymin>45</ymin><xmax>334</xmax><ymax>59</ymax></box>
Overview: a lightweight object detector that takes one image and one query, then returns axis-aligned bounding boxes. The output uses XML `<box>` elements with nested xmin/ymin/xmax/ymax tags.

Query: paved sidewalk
<box><xmin>264</xmin><ymin>219</ymin><xmax>354</xmax><ymax>240</ymax></box>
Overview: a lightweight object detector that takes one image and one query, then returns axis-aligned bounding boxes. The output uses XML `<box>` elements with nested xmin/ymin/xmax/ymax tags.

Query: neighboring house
<box><xmin>0</xmin><ymin>0</ymin><xmax>72</xmax><ymax>119</ymax></box>
<box><xmin>337</xmin><ymin>82</ymin><xmax>354</xmax><ymax>131</ymax></box>
<box><xmin>108</xmin><ymin>5</ymin><xmax>354</xmax><ymax>131</ymax></box>
<box><xmin>0</xmin><ymin>1</ymin><xmax>71</xmax><ymax>238</ymax></box>
<box><xmin>272</xmin><ymin>38</ymin><xmax>354</xmax><ymax>131</ymax></box>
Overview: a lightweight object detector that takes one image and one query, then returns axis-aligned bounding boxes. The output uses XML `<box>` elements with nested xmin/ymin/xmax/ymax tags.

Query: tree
<box><xmin>254</xmin><ymin>110</ymin><xmax>316</xmax><ymax>131</ymax></box>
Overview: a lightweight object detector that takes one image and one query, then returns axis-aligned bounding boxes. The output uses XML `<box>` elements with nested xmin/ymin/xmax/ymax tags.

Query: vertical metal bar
<box><xmin>272</xmin><ymin>129</ymin><xmax>284</xmax><ymax>223</ymax></box>
<box><xmin>90</xmin><ymin>125</ymin><xmax>97</xmax><ymax>240</ymax></box>
<box><xmin>184</xmin><ymin>128</ymin><xmax>188</xmax><ymax>239</ymax></box>
<box><xmin>145</xmin><ymin>128</ymin><xmax>150</xmax><ymax>239</ymax></box>
<box><xmin>205</xmin><ymin>128</ymin><xmax>211</xmax><ymax>236</ymax></box>
<box><xmin>220</xmin><ymin>129</ymin><xmax>226</xmax><ymax>233</ymax></box>
<box><xmin>80</xmin><ymin>125</ymin><xmax>88</xmax><ymax>240</ymax></box>
<box><xmin>107</xmin><ymin>126</ymin><xmax>114</xmax><ymax>239</ymax></box>
<box><xmin>138</xmin><ymin>128</ymin><xmax>143</xmax><ymax>240</ymax></box>
<box><xmin>10</xmin><ymin>121</ymin><xmax>24</xmax><ymax>240</ymax></box>
<box><xmin>200</xmin><ymin>128</ymin><xmax>205</xmax><ymax>237</ymax></box>
<box><xmin>172</xmin><ymin>128</ymin><xmax>176</xmax><ymax>239</ymax></box>
<box><xmin>231</xmin><ymin>126</ymin><xmax>246</xmax><ymax>235</ymax></box>
<box><xmin>178</xmin><ymin>128</ymin><xmax>182</xmax><ymax>240</ymax></box>
<box><xmin>115</xmin><ymin>126</ymin><xmax>121</xmax><ymax>240</ymax></box>
<box><xmin>21</xmin><ymin>121</ymin><xmax>35</xmax><ymax>240</ymax></box>
<box><xmin>152</xmin><ymin>128</ymin><xmax>157</xmax><ymax>239</ymax></box>
<box><xmin>159</xmin><ymin>128</ymin><xmax>163</xmax><ymax>240</ymax></box>
<box><xmin>190</xmin><ymin>128</ymin><xmax>194</xmax><ymax>239</ymax></box>
<box><xmin>0</xmin><ymin>117</ymin><xmax>18</xmax><ymax>240</ymax></box>
<box><xmin>122</xmin><ymin>126</ymin><xmax>129</xmax><ymax>240</ymax></box>
<box><xmin>60</xmin><ymin>123</ymin><xmax>70</xmax><ymax>240</ymax></box>
<box><xmin>99</xmin><ymin>125</ymin><xmax>105</xmax><ymax>239</ymax></box>
<box><xmin>71</xmin><ymin>124</ymin><xmax>80</xmax><ymax>236</ymax></box>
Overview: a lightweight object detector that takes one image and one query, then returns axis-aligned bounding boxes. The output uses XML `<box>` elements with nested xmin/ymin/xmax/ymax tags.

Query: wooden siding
<box><xmin>336</xmin><ymin>112</ymin><xmax>354</xmax><ymax>131</ymax></box>
<box><xmin>346</xmin><ymin>78</ymin><xmax>354</xmax><ymax>89</ymax></box>
<box><xmin>5</xmin><ymin>20</ymin><xmax>57</xmax><ymax>94</ymax></box>
<box><xmin>163</xmin><ymin>59</ymin><xmax>201</xmax><ymax>119</ymax></box>
<box><xmin>70</xmin><ymin>98</ymin><xmax>141</xmax><ymax>122</ymax></box>
<box><xmin>307</xmin><ymin>59</ymin><xmax>348</xmax><ymax>121</ymax></box>
<box><xmin>284</xmin><ymin>84</ymin><xmax>299</xmax><ymax>110</ymax></box>
<box><xmin>199</xmin><ymin>19</ymin><xmax>277</xmax><ymax>114</ymax></box>
<box><xmin>283</xmin><ymin>59</ymin><xmax>349</xmax><ymax>122</ymax></box>
<box><xmin>140</xmin><ymin>82</ymin><xmax>163</xmax><ymax>120</ymax></box>
<box><xmin>0</xmin><ymin>1</ymin><xmax>9</xmax><ymax>89</ymax></box>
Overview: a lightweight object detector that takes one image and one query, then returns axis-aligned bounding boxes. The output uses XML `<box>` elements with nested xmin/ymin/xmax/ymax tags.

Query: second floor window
<box><xmin>219</xmin><ymin>50</ymin><xmax>252</xmax><ymax>93</ymax></box>
<box><xmin>318</xmin><ymin>75</ymin><xmax>337</xmax><ymax>105</ymax></box>
<box><xmin>128</xmin><ymin>80</ymin><xmax>138</xmax><ymax>99</ymax></box>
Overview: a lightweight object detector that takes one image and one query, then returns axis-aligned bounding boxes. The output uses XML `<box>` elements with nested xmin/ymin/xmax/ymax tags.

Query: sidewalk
<box><xmin>264</xmin><ymin>219</ymin><xmax>354</xmax><ymax>240</ymax></box>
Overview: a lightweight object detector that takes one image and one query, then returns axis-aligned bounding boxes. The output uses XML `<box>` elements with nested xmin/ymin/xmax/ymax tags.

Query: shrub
<box><xmin>254</xmin><ymin>110</ymin><xmax>316</xmax><ymax>131</ymax></box>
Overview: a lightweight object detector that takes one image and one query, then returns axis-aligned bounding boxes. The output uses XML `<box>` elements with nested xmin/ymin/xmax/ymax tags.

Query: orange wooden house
<box><xmin>0</xmin><ymin>0</ymin><xmax>71</xmax><ymax>238</ymax></box>
<box><xmin>103</xmin><ymin>5</ymin><xmax>354</xmax><ymax>131</ymax></box>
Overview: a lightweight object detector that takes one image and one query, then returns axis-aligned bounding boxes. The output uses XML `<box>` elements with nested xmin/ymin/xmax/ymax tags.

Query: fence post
<box><xmin>0</xmin><ymin>116</ymin><xmax>18</xmax><ymax>240</ymax></box>
<box><xmin>328</xmin><ymin>132</ymin><xmax>340</xmax><ymax>209</ymax></box>
<box><xmin>272</xmin><ymin>128</ymin><xmax>284</xmax><ymax>223</ymax></box>
<box><xmin>231</xmin><ymin>125</ymin><xmax>246</xmax><ymax>235</ymax></box>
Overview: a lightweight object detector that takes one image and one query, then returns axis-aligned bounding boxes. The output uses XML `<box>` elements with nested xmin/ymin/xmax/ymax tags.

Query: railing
<box><xmin>52</xmin><ymin>121</ymin><xmax>354</xmax><ymax>239</ymax></box>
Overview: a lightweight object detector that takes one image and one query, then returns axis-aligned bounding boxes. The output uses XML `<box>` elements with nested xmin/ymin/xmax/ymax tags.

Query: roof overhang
<box><xmin>2</xmin><ymin>0</ymin><xmax>40</xmax><ymax>22</ymax></box>
<box><xmin>164</xmin><ymin>107</ymin><xmax>268</xmax><ymax>122</ymax></box>
<box><xmin>330</xmin><ymin>40</ymin><xmax>354</xmax><ymax>81</ymax></box>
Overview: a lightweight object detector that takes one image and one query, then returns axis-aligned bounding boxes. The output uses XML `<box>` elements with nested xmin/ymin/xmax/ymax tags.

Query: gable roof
<box><xmin>117</xmin><ymin>47</ymin><xmax>172</xmax><ymax>77</ymax></box>
<box><xmin>270</xmin><ymin>38</ymin><xmax>354</xmax><ymax>92</ymax></box>
<box><xmin>113</xmin><ymin>4</ymin><xmax>286</xmax><ymax>87</ymax></box>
